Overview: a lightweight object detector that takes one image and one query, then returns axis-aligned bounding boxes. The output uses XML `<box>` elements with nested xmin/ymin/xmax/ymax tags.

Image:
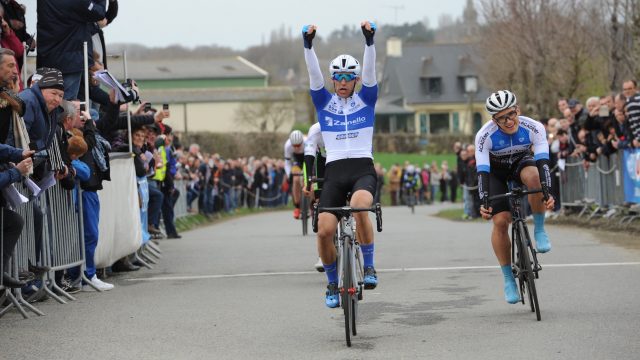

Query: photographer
<box><xmin>1</xmin><ymin>143</ymin><xmax>33</xmax><ymax>288</ymax></box>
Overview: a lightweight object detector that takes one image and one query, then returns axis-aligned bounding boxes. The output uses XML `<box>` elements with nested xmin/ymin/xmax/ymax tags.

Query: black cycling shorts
<box><xmin>489</xmin><ymin>155</ymin><xmax>536</xmax><ymax>215</ymax></box>
<box><xmin>313</xmin><ymin>154</ymin><xmax>327</xmax><ymax>198</ymax></box>
<box><xmin>288</xmin><ymin>152</ymin><xmax>306</xmax><ymax>185</ymax></box>
<box><xmin>319</xmin><ymin>158</ymin><xmax>377</xmax><ymax>218</ymax></box>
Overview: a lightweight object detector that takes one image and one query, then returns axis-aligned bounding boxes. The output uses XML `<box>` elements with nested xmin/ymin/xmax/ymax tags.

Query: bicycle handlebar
<box><xmin>312</xmin><ymin>202</ymin><xmax>382</xmax><ymax>233</ymax></box>
<box><xmin>306</xmin><ymin>177</ymin><xmax>324</xmax><ymax>192</ymax></box>
<box><xmin>488</xmin><ymin>188</ymin><xmax>543</xmax><ymax>201</ymax></box>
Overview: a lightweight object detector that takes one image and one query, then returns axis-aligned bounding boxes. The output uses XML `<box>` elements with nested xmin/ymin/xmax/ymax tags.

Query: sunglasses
<box><xmin>332</xmin><ymin>73</ymin><xmax>357</xmax><ymax>82</ymax></box>
<box><xmin>493</xmin><ymin>109</ymin><xmax>518</xmax><ymax>125</ymax></box>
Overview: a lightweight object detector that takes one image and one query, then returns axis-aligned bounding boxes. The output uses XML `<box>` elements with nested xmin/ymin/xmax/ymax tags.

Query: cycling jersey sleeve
<box><xmin>284</xmin><ymin>141</ymin><xmax>293</xmax><ymax>177</ymax></box>
<box><xmin>303</xmin><ymin>155</ymin><xmax>315</xmax><ymax>190</ymax></box>
<box><xmin>304</xmin><ymin>47</ymin><xmax>325</xmax><ymax>91</ymax></box>
<box><xmin>361</xmin><ymin>44</ymin><xmax>376</xmax><ymax>87</ymax></box>
<box><xmin>359</xmin><ymin>45</ymin><xmax>378</xmax><ymax>107</ymax></box>
<box><xmin>303</xmin><ymin>127</ymin><xmax>320</xmax><ymax>188</ymax></box>
<box><xmin>529</xmin><ymin>119</ymin><xmax>551</xmax><ymax>199</ymax></box>
<box><xmin>475</xmin><ymin>128</ymin><xmax>493</xmax><ymax>207</ymax></box>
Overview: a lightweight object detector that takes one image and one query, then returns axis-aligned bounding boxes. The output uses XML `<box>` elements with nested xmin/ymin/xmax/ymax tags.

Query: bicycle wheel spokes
<box><xmin>518</xmin><ymin>222</ymin><xmax>541</xmax><ymax>321</ymax></box>
<box><xmin>341</xmin><ymin>236</ymin><xmax>353</xmax><ymax>346</ymax></box>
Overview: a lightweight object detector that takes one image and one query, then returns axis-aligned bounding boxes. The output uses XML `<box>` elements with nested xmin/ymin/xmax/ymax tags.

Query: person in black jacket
<box><xmin>1</xmin><ymin>143</ymin><xmax>33</xmax><ymax>288</ymax></box>
<box><xmin>36</xmin><ymin>0</ymin><xmax>107</xmax><ymax>100</ymax></box>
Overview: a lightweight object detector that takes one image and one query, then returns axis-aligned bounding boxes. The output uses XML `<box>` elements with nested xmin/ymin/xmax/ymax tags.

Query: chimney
<box><xmin>386</xmin><ymin>37</ymin><xmax>403</xmax><ymax>58</ymax></box>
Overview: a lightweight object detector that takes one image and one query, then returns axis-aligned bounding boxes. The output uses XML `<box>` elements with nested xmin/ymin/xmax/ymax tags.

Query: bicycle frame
<box><xmin>490</xmin><ymin>186</ymin><xmax>543</xmax><ymax>320</ymax></box>
<box><xmin>507</xmin><ymin>190</ymin><xmax>542</xmax><ymax>279</ymax></box>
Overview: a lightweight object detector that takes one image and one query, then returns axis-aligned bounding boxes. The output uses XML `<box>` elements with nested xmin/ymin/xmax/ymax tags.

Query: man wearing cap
<box><xmin>13</xmin><ymin>67</ymin><xmax>64</xmax><ymax>152</ymax></box>
<box><xmin>568</xmin><ymin>98</ymin><xmax>588</xmax><ymax>130</ymax></box>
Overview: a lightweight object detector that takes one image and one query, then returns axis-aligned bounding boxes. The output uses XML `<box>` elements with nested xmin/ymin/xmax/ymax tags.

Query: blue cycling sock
<box><xmin>533</xmin><ymin>213</ymin><xmax>545</xmax><ymax>233</ymax></box>
<box><xmin>323</xmin><ymin>261</ymin><xmax>338</xmax><ymax>284</ymax></box>
<box><xmin>501</xmin><ymin>264</ymin><xmax>514</xmax><ymax>282</ymax></box>
<box><xmin>361</xmin><ymin>243</ymin><xmax>374</xmax><ymax>268</ymax></box>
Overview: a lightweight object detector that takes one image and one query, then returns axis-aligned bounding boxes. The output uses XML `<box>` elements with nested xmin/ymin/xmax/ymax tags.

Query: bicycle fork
<box><xmin>338</xmin><ymin>217</ymin><xmax>358</xmax><ymax>298</ymax></box>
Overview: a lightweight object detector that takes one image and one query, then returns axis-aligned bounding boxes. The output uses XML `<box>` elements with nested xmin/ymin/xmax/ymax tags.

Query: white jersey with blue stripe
<box><xmin>475</xmin><ymin>116</ymin><xmax>550</xmax><ymax>173</ymax></box>
<box><xmin>304</xmin><ymin>122</ymin><xmax>326</xmax><ymax>157</ymax></box>
<box><xmin>310</xmin><ymin>85</ymin><xmax>377</xmax><ymax>163</ymax></box>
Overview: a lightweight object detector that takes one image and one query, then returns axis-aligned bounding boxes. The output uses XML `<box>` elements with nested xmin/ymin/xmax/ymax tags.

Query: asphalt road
<box><xmin>1</xmin><ymin>204</ymin><xmax>639</xmax><ymax>360</ymax></box>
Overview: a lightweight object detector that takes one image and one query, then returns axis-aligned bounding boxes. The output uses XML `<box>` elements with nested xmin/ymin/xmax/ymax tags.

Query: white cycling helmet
<box><xmin>406</xmin><ymin>165</ymin><xmax>415</xmax><ymax>174</ymax></box>
<box><xmin>329</xmin><ymin>54</ymin><xmax>361</xmax><ymax>76</ymax></box>
<box><xmin>485</xmin><ymin>90</ymin><xmax>517</xmax><ymax>115</ymax></box>
<box><xmin>289</xmin><ymin>130</ymin><xmax>304</xmax><ymax>146</ymax></box>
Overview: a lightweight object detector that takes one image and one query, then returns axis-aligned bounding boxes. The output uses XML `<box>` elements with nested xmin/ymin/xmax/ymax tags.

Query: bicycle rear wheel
<box><xmin>517</xmin><ymin>222</ymin><xmax>541</xmax><ymax>321</ymax></box>
<box><xmin>301</xmin><ymin>196</ymin><xmax>309</xmax><ymax>236</ymax></box>
<box><xmin>341</xmin><ymin>236</ymin><xmax>354</xmax><ymax>346</ymax></box>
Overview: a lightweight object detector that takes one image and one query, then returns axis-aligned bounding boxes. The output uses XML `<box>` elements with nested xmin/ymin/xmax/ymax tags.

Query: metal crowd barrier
<box><xmin>0</xmin><ymin>182</ymin><xmax>88</xmax><ymax>319</ymax></box>
<box><xmin>558</xmin><ymin>152</ymin><xmax>631</xmax><ymax>219</ymax></box>
<box><xmin>174</xmin><ymin>180</ymin><xmax>189</xmax><ymax>219</ymax></box>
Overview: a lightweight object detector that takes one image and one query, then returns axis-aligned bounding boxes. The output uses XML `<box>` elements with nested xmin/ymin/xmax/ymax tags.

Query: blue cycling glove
<box><xmin>302</xmin><ymin>25</ymin><xmax>316</xmax><ymax>49</ymax></box>
<box><xmin>361</xmin><ymin>22</ymin><xmax>376</xmax><ymax>46</ymax></box>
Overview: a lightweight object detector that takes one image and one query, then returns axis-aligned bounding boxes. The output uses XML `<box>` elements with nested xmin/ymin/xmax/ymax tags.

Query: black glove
<box><xmin>302</xmin><ymin>25</ymin><xmax>316</xmax><ymax>49</ymax></box>
<box><xmin>361</xmin><ymin>22</ymin><xmax>377</xmax><ymax>46</ymax></box>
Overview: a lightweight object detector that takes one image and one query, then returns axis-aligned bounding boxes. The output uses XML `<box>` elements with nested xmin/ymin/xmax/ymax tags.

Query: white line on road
<box><xmin>126</xmin><ymin>262</ymin><xmax>640</xmax><ymax>282</ymax></box>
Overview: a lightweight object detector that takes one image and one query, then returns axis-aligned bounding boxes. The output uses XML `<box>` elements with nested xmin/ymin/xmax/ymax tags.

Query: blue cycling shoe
<box><xmin>504</xmin><ymin>279</ymin><xmax>520</xmax><ymax>304</ymax></box>
<box><xmin>325</xmin><ymin>282</ymin><xmax>339</xmax><ymax>308</ymax></box>
<box><xmin>534</xmin><ymin>230</ymin><xmax>551</xmax><ymax>253</ymax></box>
<box><xmin>363</xmin><ymin>266</ymin><xmax>378</xmax><ymax>289</ymax></box>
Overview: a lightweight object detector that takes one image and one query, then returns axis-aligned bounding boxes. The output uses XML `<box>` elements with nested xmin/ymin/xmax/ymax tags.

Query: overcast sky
<box><xmin>22</xmin><ymin>0</ymin><xmax>469</xmax><ymax>50</ymax></box>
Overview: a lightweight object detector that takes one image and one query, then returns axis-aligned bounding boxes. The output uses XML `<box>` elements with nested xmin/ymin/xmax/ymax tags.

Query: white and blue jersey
<box><xmin>309</xmin><ymin>85</ymin><xmax>377</xmax><ymax>163</ymax></box>
<box><xmin>475</xmin><ymin>116</ymin><xmax>550</xmax><ymax>173</ymax></box>
<box><xmin>304</xmin><ymin>42</ymin><xmax>378</xmax><ymax>164</ymax></box>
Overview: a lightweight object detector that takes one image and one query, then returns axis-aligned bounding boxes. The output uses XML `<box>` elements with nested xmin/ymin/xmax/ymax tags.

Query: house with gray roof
<box><xmin>108</xmin><ymin>56</ymin><xmax>269</xmax><ymax>89</ymax></box>
<box><xmin>105</xmin><ymin>56</ymin><xmax>293</xmax><ymax>133</ymax></box>
<box><xmin>378</xmin><ymin>38</ymin><xmax>491</xmax><ymax>135</ymax></box>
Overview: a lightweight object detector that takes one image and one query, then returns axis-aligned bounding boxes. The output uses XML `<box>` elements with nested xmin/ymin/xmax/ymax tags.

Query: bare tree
<box><xmin>477</xmin><ymin>0</ymin><xmax>609</xmax><ymax>117</ymax></box>
<box><xmin>235</xmin><ymin>100</ymin><xmax>293</xmax><ymax>132</ymax></box>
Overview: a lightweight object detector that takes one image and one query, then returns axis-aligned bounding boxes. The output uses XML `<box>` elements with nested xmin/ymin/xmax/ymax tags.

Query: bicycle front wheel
<box><xmin>341</xmin><ymin>236</ymin><xmax>354</xmax><ymax>346</ymax></box>
<box><xmin>517</xmin><ymin>222</ymin><xmax>541</xmax><ymax>321</ymax></box>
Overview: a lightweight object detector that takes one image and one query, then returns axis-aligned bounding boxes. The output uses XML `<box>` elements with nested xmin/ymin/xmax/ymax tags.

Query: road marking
<box><xmin>126</xmin><ymin>262</ymin><xmax>640</xmax><ymax>282</ymax></box>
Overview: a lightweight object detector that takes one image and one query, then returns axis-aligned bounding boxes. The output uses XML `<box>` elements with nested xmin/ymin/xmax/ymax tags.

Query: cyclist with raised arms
<box><xmin>303</xmin><ymin>122</ymin><xmax>327</xmax><ymax>272</ymax></box>
<box><xmin>284</xmin><ymin>129</ymin><xmax>305</xmax><ymax>219</ymax></box>
<box><xmin>302</xmin><ymin>21</ymin><xmax>379</xmax><ymax>308</ymax></box>
<box><xmin>475</xmin><ymin>90</ymin><xmax>555</xmax><ymax>304</ymax></box>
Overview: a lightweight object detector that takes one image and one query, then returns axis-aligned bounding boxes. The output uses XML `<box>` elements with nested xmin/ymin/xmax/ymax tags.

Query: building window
<box><xmin>419</xmin><ymin>113</ymin><xmax>428</xmax><ymax>134</ymax></box>
<box><xmin>420</xmin><ymin>77</ymin><xmax>442</xmax><ymax>95</ymax></box>
<box><xmin>473</xmin><ymin>112</ymin><xmax>483</xmax><ymax>133</ymax></box>
<box><xmin>395</xmin><ymin>115</ymin><xmax>415</xmax><ymax>133</ymax></box>
<box><xmin>452</xmin><ymin>112</ymin><xmax>460</xmax><ymax>132</ymax></box>
<box><xmin>429</xmin><ymin>113</ymin><xmax>450</xmax><ymax>134</ymax></box>
<box><xmin>428</xmin><ymin>77</ymin><xmax>442</xmax><ymax>94</ymax></box>
<box><xmin>375</xmin><ymin>116</ymin><xmax>391</xmax><ymax>133</ymax></box>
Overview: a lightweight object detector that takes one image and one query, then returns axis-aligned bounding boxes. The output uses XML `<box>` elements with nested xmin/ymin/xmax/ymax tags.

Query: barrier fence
<box><xmin>558</xmin><ymin>149</ymin><xmax>639</xmax><ymax>221</ymax></box>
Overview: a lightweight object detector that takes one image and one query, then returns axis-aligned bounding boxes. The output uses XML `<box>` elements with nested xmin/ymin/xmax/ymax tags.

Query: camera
<box><xmin>80</xmin><ymin>103</ymin><xmax>86</xmax><ymax>112</ymax></box>
<box><xmin>163</xmin><ymin>103</ymin><xmax>169</xmax><ymax>110</ymax></box>
<box><xmin>30</xmin><ymin>149</ymin><xmax>49</xmax><ymax>168</ymax></box>
<box><xmin>121</xmin><ymin>78</ymin><xmax>140</xmax><ymax>104</ymax></box>
<box><xmin>144</xmin><ymin>103</ymin><xmax>152</xmax><ymax>112</ymax></box>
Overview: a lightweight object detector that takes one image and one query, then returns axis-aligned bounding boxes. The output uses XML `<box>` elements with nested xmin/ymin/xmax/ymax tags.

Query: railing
<box><xmin>558</xmin><ymin>149</ymin><xmax>639</xmax><ymax>221</ymax></box>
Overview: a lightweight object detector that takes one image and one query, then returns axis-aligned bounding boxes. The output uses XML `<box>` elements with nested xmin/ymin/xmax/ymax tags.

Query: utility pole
<box><xmin>385</xmin><ymin>5</ymin><xmax>404</xmax><ymax>24</ymax></box>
